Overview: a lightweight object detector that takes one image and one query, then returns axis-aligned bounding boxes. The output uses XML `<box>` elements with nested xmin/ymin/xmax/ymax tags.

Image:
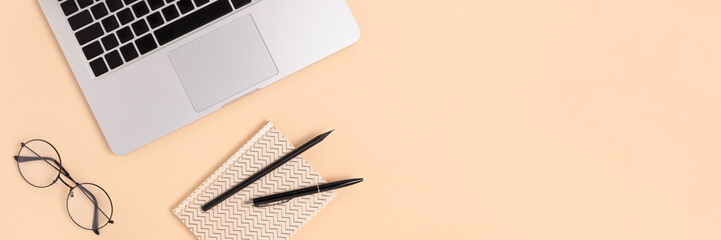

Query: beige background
<box><xmin>2</xmin><ymin>0</ymin><xmax>721</xmax><ymax>239</ymax></box>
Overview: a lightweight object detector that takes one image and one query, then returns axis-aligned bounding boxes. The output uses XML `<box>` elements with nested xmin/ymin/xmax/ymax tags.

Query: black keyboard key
<box><xmin>166</xmin><ymin>0</ymin><xmax>176</xmax><ymax>3</ymax></box>
<box><xmin>82</xmin><ymin>41</ymin><xmax>104</xmax><ymax>60</ymax></box>
<box><xmin>75</xmin><ymin>23</ymin><xmax>104</xmax><ymax>45</ymax></box>
<box><xmin>89</xmin><ymin>58</ymin><xmax>108</xmax><ymax>76</ymax></box>
<box><xmin>105</xmin><ymin>50</ymin><xmax>124</xmax><ymax>69</ymax></box>
<box><xmin>106</xmin><ymin>0</ymin><xmax>124</xmax><ymax>12</ymax></box>
<box><xmin>177</xmin><ymin>0</ymin><xmax>195</xmax><ymax>14</ymax></box>
<box><xmin>132</xmin><ymin>2</ymin><xmax>150</xmax><ymax>17</ymax></box>
<box><xmin>146</xmin><ymin>12</ymin><xmax>164</xmax><ymax>28</ymax></box>
<box><xmin>231</xmin><ymin>0</ymin><xmax>251</xmax><ymax>9</ymax></box>
<box><xmin>60</xmin><ymin>0</ymin><xmax>79</xmax><ymax>16</ymax></box>
<box><xmin>131</xmin><ymin>19</ymin><xmax>149</xmax><ymax>35</ymax></box>
<box><xmin>101</xmin><ymin>34</ymin><xmax>119</xmax><ymax>50</ymax></box>
<box><xmin>194</xmin><ymin>0</ymin><xmax>209</xmax><ymax>7</ymax></box>
<box><xmin>77</xmin><ymin>0</ymin><xmax>93</xmax><ymax>8</ymax></box>
<box><xmin>135</xmin><ymin>34</ymin><xmax>158</xmax><ymax>54</ymax></box>
<box><xmin>68</xmin><ymin>10</ymin><xmax>93</xmax><ymax>30</ymax></box>
<box><xmin>161</xmin><ymin>5</ymin><xmax>179</xmax><ymax>21</ymax></box>
<box><xmin>119</xmin><ymin>43</ymin><xmax>139</xmax><ymax>61</ymax></box>
<box><xmin>116</xmin><ymin>26</ymin><xmax>134</xmax><ymax>43</ymax></box>
<box><xmin>117</xmin><ymin>8</ymin><xmax>134</xmax><ymax>25</ymax></box>
<box><xmin>147</xmin><ymin>0</ymin><xmax>165</xmax><ymax>10</ymax></box>
<box><xmin>123</xmin><ymin>0</ymin><xmax>138</xmax><ymax>4</ymax></box>
<box><xmin>155</xmin><ymin>1</ymin><xmax>232</xmax><ymax>45</ymax></box>
<box><xmin>90</xmin><ymin>3</ymin><xmax>109</xmax><ymax>19</ymax></box>
<box><xmin>101</xmin><ymin>15</ymin><xmax>120</xmax><ymax>31</ymax></box>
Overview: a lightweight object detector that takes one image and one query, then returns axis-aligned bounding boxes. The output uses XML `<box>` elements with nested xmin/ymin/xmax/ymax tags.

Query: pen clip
<box><xmin>255</xmin><ymin>199</ymin><xmax>291</xmax><ymax>208</ymax></box>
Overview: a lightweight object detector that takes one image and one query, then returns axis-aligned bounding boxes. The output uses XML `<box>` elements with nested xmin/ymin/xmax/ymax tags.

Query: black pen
<box><xmin>245</xmin><ymin>178</ymin><xmax>363</xmax><ymax>206</ymax></box>
<box><xmin>201</xmin><ymin>130</ymin><xmax>333</xmax><ymax>211</ymax></box>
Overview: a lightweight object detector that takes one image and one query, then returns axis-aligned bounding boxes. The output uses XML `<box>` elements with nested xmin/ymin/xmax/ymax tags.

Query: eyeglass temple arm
<box><xmin>76</xmin><ymin>183</ymin><xmax>114</xmax><ymax>235</ymax></box>
<box><xmin>76</xmin><ymin>184</ymin><xmax>101</xmax><ymax>234</ymax></box>
<box><xmin>14</xmin><ymin>155</ymin><xmax>57</xmax><ymax>163</ymax></box>
<box><xmin>14</xmin><ymin>156</ymin><xmax>74</xmax><ymax>179</ymax></box>
<box><xmin>14</xmin><ymin>156</ymin><xmax>64</xmax><ymax>172</ymax></box>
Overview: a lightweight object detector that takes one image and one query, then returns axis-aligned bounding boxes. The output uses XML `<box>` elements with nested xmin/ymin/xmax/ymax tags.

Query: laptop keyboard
<box><xmin>59</xmin><ymin>0</ymin><xmax>253</xmax><ymax>77</ymax></box>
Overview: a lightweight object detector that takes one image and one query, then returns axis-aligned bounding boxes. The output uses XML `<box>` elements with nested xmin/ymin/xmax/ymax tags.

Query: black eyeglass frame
<box><xmin>14</xmin><ymin>139</ymin><xmax>114</xmax><ymax>235</ymax></box>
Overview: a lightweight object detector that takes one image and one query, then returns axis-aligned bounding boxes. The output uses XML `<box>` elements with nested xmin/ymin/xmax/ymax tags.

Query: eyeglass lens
<box><xmin>67</xmin><ymin>183</ymin><xmax>113</xmax><ymax>230</ymax></box>
<box><xmin>16</xmin><ymin>140</ymin><xmax>61</xmax><ymax>188</ymax></box>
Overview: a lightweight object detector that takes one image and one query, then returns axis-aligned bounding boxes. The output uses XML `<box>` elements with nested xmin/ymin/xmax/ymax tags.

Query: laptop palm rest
<box><xmin>168</xmin><ymin>15</ymin><xmax>278</xmax><ymax>112</ymax></box>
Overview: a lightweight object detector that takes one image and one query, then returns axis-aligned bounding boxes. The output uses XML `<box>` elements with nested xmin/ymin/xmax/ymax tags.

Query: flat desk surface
<box><xmin>2</xmin><ymin>0</ymin><xmax>721</xmax><ymax>239</ymax></box>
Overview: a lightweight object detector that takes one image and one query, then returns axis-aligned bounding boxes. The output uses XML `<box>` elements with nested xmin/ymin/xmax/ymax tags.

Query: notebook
<box><xmin>173</xmin><ymin>122</ymin><xmax>336</xmax><ymax>239</ymax></box>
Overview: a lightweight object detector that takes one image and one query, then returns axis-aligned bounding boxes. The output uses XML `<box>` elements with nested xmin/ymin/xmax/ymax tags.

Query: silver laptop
<box><xmin>38</xmin><ymin>0</ymin><xmax>359</xmax><ymax>155</ymax></box>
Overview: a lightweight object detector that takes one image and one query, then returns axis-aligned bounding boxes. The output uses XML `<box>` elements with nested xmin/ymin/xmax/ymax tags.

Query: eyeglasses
<box><xmin>13</xmin><ymin>139</ymin><xmax>114</xmax><ymax>235</ymax></box>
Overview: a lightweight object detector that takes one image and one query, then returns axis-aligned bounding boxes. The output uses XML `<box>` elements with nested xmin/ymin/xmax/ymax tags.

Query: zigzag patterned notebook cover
<box><xmin>173</xmin><ymin>122</ymin><xmax>336</xmax><ymax>239</ymax></box>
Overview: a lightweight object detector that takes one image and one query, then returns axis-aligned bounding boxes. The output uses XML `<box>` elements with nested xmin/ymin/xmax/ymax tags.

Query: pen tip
<box><xmin>319</xmin><ymin>129</ymin><xmax>334</xmax><ymax>139</ymax></box>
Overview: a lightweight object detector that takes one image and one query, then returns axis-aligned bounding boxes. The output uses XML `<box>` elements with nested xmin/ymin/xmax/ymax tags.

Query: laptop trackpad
<box><xmin>169</xmin><ymin>15</ymin><xmax>278</xmax><ymax>112</ymax></box>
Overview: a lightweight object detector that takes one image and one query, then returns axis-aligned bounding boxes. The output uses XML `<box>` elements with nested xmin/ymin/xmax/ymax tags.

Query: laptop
<box><xmin>38</xmin><ymin>0</ymin><xmax>360</xmax><ymax>155</ymax></box>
